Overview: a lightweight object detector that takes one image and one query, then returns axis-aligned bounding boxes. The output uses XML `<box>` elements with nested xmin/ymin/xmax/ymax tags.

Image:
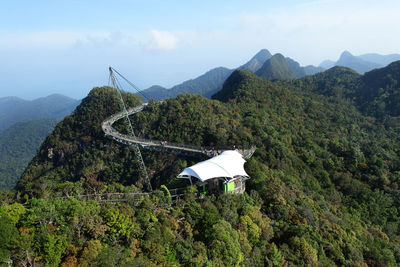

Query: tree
<box><xmin>0</xmin><ymin>202</ymin><xmax>26</xmax><ymax>225</ymax></box>
<box><xmin>43</xmin><ymin>234</ymin><xmax>67</xmax><ymax>267</ymax></box>
<box><xmin>0</xmin><ymin>211</ymin><xmax>18</xmax><ymax>261</ymax></box>
<box><xmin>206</xmin><ymin>220</ymin><xmax>243</xmax><ymax>266</ymax></box>
<box><xmin>78</xmin><ymin>240</ymin><xmax>102</xmax><ymax>267</ymax></box>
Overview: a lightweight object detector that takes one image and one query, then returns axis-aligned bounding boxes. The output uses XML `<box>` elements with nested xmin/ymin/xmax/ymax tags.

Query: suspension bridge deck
<box><xmin>101</xmin><ymin>103</ymin><xmax>256</xmax><ymax>159</ymax></box>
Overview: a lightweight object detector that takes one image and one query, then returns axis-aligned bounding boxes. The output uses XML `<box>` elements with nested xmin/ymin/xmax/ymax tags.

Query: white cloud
<box><xmin>0</xmin><ymin>31</ymin><xmax>142</xmax><ymax>51</ymax></box>
<box><xmin>148</xmin><ymin>30</ymin><xmax>179</xmax><ymax>50</ymax></box>
<box><xmin>0</xmin><ymin>31</ymin><xmax>84</xmax><ymax>50</ymax></box>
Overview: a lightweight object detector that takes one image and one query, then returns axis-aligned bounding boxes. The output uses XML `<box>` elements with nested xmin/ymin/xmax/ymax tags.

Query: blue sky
<box><xmin>1</xmin><ymin>0</ymin><xmax>399</xmax><ymax>99</ymax></box>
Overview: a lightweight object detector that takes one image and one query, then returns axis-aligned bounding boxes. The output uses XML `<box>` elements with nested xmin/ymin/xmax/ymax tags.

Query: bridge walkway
<box><xmin>101</xmin><ymin>103</ymin><xmax>256</xmax><ymax>159</ymax></box>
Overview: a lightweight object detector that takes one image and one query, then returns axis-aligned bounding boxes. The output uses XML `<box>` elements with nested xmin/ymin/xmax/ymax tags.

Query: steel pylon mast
<box><xmin>109</xmin><ymin>67</ymin><xmax>152</xmax><ymax>192</ymax></box>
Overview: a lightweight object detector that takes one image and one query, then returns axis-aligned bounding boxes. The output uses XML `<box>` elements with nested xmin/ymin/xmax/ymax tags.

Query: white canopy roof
<box><xmin>178</xmin><ymin>150</ymin><xmax>249</xmax><ymax>182</ymax></box>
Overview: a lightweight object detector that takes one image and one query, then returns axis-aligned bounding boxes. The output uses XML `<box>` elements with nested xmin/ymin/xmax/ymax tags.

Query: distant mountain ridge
<box><xmin>138</xmin><ymin>50</ymin><xmax>400</xmax><ymax>102</ymax></box>
<box><xmin>0</xmin><ymin>94</ymin><xmax>80</xmax><ymax>131</ymax></box>
<box><xmin>319</xmin><ymin>51</ymin><xmax>400</xmax><ymax>74</ymax></box>
<box><xmin>141</xmin><ymin>67</ymin><xmax>233</xmax><ymax>101</ymax></box>
<box><xmin>140</xmin><ymin>49</ymin><xmax>324</xmax><ymax>100</ymax></box>
<box><xmin>359</xmin><ymin>53</ymin><xmax>400</xmax><ymax>66</ymax></box>
<box><xmin>336</xmin><ymin>51</ymin><xmax>382</xmax><ymax>74</ymax></box>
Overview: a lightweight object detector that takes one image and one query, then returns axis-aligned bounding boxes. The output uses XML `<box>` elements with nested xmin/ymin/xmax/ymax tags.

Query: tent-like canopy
<box><xmin>178</xmin><ymin>150</ymin><xmax>249</xmax><ymax>182</ymax></box>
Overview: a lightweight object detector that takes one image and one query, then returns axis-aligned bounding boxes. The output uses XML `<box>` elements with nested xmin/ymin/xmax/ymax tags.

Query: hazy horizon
<box><xmin>1</xmin><ymin>0</ymin><xmax>399</xmax><ymax>100</ymax></box>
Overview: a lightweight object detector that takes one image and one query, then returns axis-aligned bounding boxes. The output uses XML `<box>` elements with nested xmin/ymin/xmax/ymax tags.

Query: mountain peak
<box><xmin>339</xmin><ymin>50</ymin><xmax>354</xmax><ymax>61</ymax></box>
<box><xmin>252</xmin><ymin>49</ymin><xmax>272</xmax><ymax>61</ymax></box>
<box><xmin>239</xmin><ymin>49</ymin><xmax>272</xmax><ymax>73</ymax></box>
<box><xmin>336</xmin><ymin>51</ymin><xmax>382</xmax><ymax>74</ymax></box>
<box><xmin>271</xmin><ymin>53</ymin><xmax>285</xmax><ymax>61</ymax></box>
<box><xmin>255</xmin><ymin>53</ymin><xmax>297</xmax><ymax>81</ymax></box>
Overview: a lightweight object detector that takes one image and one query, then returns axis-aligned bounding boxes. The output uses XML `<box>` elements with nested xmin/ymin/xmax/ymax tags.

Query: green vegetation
<box><xmin>0</xmin><ymin>118</ymin><xmax>58</xmax><ymax>190</ymax></box>
<box><xmin>2</xmin><ymin>61</ymin><xmax>400</xmax><ymax>265</ymax></box>
<box><xmin>141</xmin><ymin>67</ymin><xmax>233</xmax><ymax>100</ymax></box>
<box><xmin>358</xmin><ymin>61</ymin><xmax>400</xmax><ymax>117</ymax></box>
<box><xmin>255</xmin><ymin>53</ymin><xmax>297</xmax><ymax>81</ymax></box>
<box><xmin>291</xmin><ymin>61</ymin><xmax>400</xmax><ymax>119</ymax></box>
<box><xmin>0</xmin><ymin>94</ymin><xmax>78</xmax><ymax>132</ymax></box>
<box><xmin>15</xmin><ymin>87</ymin><xmax>145</xmax><ymax>197</ymax></box>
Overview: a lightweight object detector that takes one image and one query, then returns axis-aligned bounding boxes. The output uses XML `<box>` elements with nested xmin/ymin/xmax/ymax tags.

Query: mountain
<box><xmin>140</xmin><ymin>50</ymin><xmax>399</xmax><ymax>104</ymax></box>
<box><xmin>359</xmin><ymin>53</ymin><xmax>400</xmax><ymax>66</ymax></box>
<box><xmin>303</xmin><ymin>65</ymin><xmax>326</xmax><ymax>75</ymax></box>
<box><xmin>0</xmin><ymin>94</ymin><xmax>79</xmax><ymax>190</ymax></box>
<box><xmin>8</xmin><ymin>65</ymin><xmax>400</xmax><ymax>265</ymax></box>
<box><xmin>318</xmin><ymin>51</ymin><xmax>400</xmax><ymax>74</ymax></box>
<box><xmin>15</xmin><ymin>87</ymin><xmax>145</xmax><ymax>196</ymax></box>
<box><xmin>140</xmin><ymin>67</ymin><xmax>233</xmax><ymax>100</ymax></box>
<box><xmin>140</xmin><ymin>85</ymin><xmax>169</xmax><ymax>100</ymax></box>
<box><xmin>291</xmin><ymin>66</ymin><xmax>361</xmax><ymax>98</ymax></box>
<box><xmin>238</xmin><ymin>49</ymin><xmax>272</xmax><ymax>73</ymax></box>
<box><xmin>251</xmin><ymin>53</ymin><xmax>324</xmax><ymax>81</ymax></box>
<box><xmin>357</xmin><ymin>60</ymin><xmax>400</xmax><ymax>117</ymax></box>
<box><xmin>140</xmin><ymin>49</ymin><xmax>323</xmax><ymax>101</ymax></box>
<box><xmin>292</xmin><ymin>60</ymin><xmax>400</xmax><ymax>119</ymax></box>
<box><xmin>0</xmin><ymin>118</ymin><xmax>58</xmax><ymax>190</ymax></box>
<box><xmin>319</xmin><ymin>59</ymin><xmax>336</xmax><ymax>69</ymax></box>
<box><xmin>255</xmin><ymin>53</ymin><xmax>297</xmax><ymax>80</ymax></box>
<box><xmin>335</xmin><ymin>51</ymin><xmax>382</xmax><ymax>74</ymax></box>
<box><xmin>165</xmin><ymin>67</ymin><xmax>234</xmax><ymax>98</ymax></box>
<box><xmin>285</xmin><ymin>57</ymin><xmax>307</xmax><ymax>78</ymax></box>
<box><xmin>0</xmin><ymin>94</ymin><xmax>79</xmax><ymax>131</ymax></box>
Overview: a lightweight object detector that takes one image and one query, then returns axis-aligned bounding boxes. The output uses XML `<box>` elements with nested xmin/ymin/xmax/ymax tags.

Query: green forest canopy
<box><xmin>2</xmin><ymin>62</ymin><xmax>400</xmax><ymax>266</ymax></box>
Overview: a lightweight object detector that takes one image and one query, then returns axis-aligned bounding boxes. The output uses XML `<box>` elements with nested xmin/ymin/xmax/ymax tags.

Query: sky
<box><xmin>0</xmin><ymin>0</ymin><xmax>399</xmax><ymax>100</ymax></box>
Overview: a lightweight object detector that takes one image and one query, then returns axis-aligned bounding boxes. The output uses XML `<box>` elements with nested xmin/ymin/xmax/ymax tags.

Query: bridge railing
<box><xmin>102</xmin><ymin>103</ymin><xmax>256</xmax><ymax>158</ymax></box>
<box><xmin>55</xmin><ymin>187</ymin><xmax>187</xmax><ymax>206</ymax></box>
<box><xmin>108</xmin><ymin>127</ymin><xmax>252</xmax><ymax>152</ymax></box>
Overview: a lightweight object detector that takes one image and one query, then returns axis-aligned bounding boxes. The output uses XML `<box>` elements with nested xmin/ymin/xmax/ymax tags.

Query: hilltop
<box><xmin>255</xmin><ymin>53</ymin><xmax>297</xmax><ymax>80</ymax></box>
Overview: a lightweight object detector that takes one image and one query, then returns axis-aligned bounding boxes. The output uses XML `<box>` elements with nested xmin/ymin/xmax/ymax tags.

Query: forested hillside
<box><xmin>357</xmin><ymin>61</ymin><xmax>400</xmax><ymax>117</ymax></box>
<box><xmin>0</xmin><ymin>94</ymin><xmax>78</xmax><ymax>191</ymax></box>
<box><xmin>0</xmin><ymin>118</ymin><xmax>58</xmax><ymax>190</ymax></box>
<box><xmin>291</xmin><ymin>60</ymin><xmax>400</xmax><ymax>119</ymax></box>
<box><xmin>0</xmin><ymin>94</ymin><xmax>79</xmax><ymax>132</ymax></box>
<box><xmin>2</xmin><ymin>64</ymin><xmax>400</xmax><ymax>266</ymax></box>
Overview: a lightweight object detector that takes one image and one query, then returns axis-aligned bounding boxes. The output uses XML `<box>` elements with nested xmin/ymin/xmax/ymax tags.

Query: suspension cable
<box><xmin>109</xmin><ymin>67</ymin><xmax>150</xmax><ymax>102</ymax></box>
